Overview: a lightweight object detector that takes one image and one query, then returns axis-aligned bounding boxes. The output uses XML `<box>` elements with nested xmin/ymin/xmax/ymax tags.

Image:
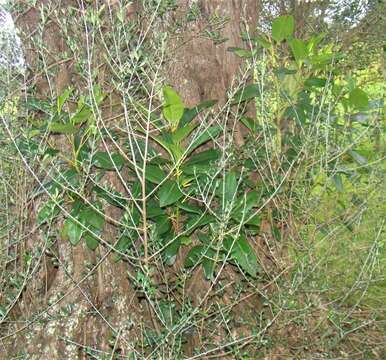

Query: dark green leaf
<box><xmin>184</xmin><ymin>245</ymin><xmax>204</xmax><ymax>268</ymax></box>
<box><xmin>84</xmin><ymin>233</ymin><xmax>99</xmax><ymax>250</ymax></box>
<box><xmin>180</xmin><ymin>99</ymin><xmax>218</xmax><ymax>127</ymax></box>
<box><xmin>79</xmin><ymin>206</ymin><xmax>104</xmax><ymax>231</ymax></box>
<box><xmin>304</xmin><ymin>77</ymin><xmax>327</xmax><ymax>88</ymax></box>
<box><xmin>176</xmin><ymin>201</ymin><xmax>202</xmax><ymax>215</ymax></box>
<box><xmin>187</xmin><ymin>126</ymin><xmax>222</xmax><ymax>154</ymax></box>
<box><xmin>158</xmin><ymin>180</ymin><xmax>184</xmax><ymax>207</ymax></box>
<box><xmin>163</xmin><ymin>237</ymin><xmax>181</xmax><ymax>266</ymax></box>
<box><xmin>224</xmin><ymin>235</ymin><xmax>258</xmax><ymax>277</ymax></box>
<box><xmin>145</xmin><ymin>165</ymin><xmax>166</xmax><ymax>184</ymax></box>
<box><xmin>92</xmin><ymin>152</ymin><xmax>125</xmax><ymax>170</ymax></box>
<box><xmin>232</xmin><ymin>84</ymin><xmax>260</xmax><ymax>105</ymax></box>
<box><xmin>185</xmin><ymin>149</ymin><xmax>220</xmax><ymax>166</ymax></box>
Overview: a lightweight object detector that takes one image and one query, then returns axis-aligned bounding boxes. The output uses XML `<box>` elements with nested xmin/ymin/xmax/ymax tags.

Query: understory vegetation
<box><xmin>0</xmin><ymin>0</ymin><xmax>385</xmax><ymax>358</ymax></box>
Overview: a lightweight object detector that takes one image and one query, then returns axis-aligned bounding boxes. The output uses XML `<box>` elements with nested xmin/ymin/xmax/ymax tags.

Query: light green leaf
<box><xmin>185</xmin><ymin>149</ymin><xmax>220</xmax><ymax>166</ymax></box>
<box><xmin>158</xmin><ymin>180</ymin><xmax>184</xmax><ymax>207</ymax></box>
<box><xmin>272</xmin><ymin>15</ymin><xmax>294</xmax><ymax>43</ymax></box>
<box><xmin>349</xmin><ymin>88</ymin><xmax>369</xmax><ymax>110</ymax></box>
<box><xmin>163</xmin><ymin>85</ymin><xmax>184</xmax><ymax>130</ymax></box>
<box><xmin>179</xmin><ymin>99</ymin><xmax>217</xmax><ymax>127</ymax></box>
<box><xmin>289</xmin><ymin>38</ymin><xmax>308</xmax><ymax>61</ymax></box>
<box><xmin>48</xmin><ymin>122</ymin><xmax>77</xmax><ymax>134</ymax></box>
<box><xmin>227</xmin><ymin>47</ymin><xmax>254</xmax><ymax>58</ymax></box>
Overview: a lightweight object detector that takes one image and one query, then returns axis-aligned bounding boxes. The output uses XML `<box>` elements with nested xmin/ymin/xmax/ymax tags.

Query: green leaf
<box><xmin>84</xmin><ymin>233</ymin><xmax>99</xmax><ymax>250</ymax></box>
<box><xmin>79</xmin><ymin>206</ymin><xmax>105</xmax><ymax>231</ymax></box>
<box><xmin>158</xmin><ymin>180</ymin><xmax>184</xmax><ymax>207</ymax></box>
<box><xmin>184</xmin><ymin>245</ymin><xmax>204</xmax><ymax>268</ymax></box>
<box><xmin>349</xmin><ymin>88</ymin><xmax>369</xmax><ymax>110</ymax></box>
<box><xmin>232</xmin><ymin>84</ymin><xmax>260</xmax><ymax>105</ymax></box>
<box><xmin>222</xmin><ymin>171</ymin><xmax>237</xmax><ymax>203</ymax></box>
<box><xmin>202</xmin><ymin>248</ymin><xmax>216</xmax><ymax>280</ymax></box>
<box><xmin>177</xmin><ymin>201</ymin><xmax>202</xmax><ymax>215</ymax></box>
<box><xmin>179</xmin><ymin>99</ymin><xmax>217</xmax><ymax>127</ymax></box>
<box><xmin>48</xmin><ymin>122</ymin><xmax>77</xmax><ymax>134</ymax></box>
<box><xmin>71</xmin><ymin>106</ymin><xmax>92</xmax><ymax>124</ymax></box>
<box><xmin>186</xmin><ymin>214</ymin><xmax>216</xmax><ymax>234</ymax></box>
<box><xmin>348</xmin><ymin>150</ymin><xmax>367</xmax><ymax>166</ymax></box>
<box><xmin>163</xmin><ymin>86</ymin><xmax>184</xmax><ymax>130</ymax></box>
<box><xmin>304</xmin><ymin>77</ymin><xmax>327</xmax><ymax>88</ymax></box>
<box><xmin>187</xmin><ymin>126</ymin><xmax>222</xmax><ymax>154</ymax></box>
<box><xmin>272</xmin><ymin>15</ymin><xmax>294</xmax><ymax>43</ymax></box>
<box><xmin>227</xmin><ymin>47</ymin><xmax>254</xmax><ymax>58</ymax></box>
<box><xmin>154</xmin><ymin>215</ymin><xmax>172</xmax><ymax>236</ymax></box>
<box><xmin>92</xmin><ymin>185</ymin><xmax>128</xmax><ymax>208</ymax></box>
<box><xmin>92</xmin><ymin>152</ymin><xmax>125</xmax><ymax>170</ymax></box>
<box><xmin>185</xmin><ymin>149</ymin><xmax>220</xmax><ymax>166</ymax></box>
<box><xmin>151</xmin><ymin>133</ymin><xmax>183</xmax><ymax>162</ymax></box>
<box><xmin>37</xmin><ymin>200</ymin><xmax>60</xmax><ymax>225</ymax></box>
<box><xmin>289</xmin><ymin>38</ymin><xmax>308</xmax><ymax>61</ymax></box>
<box><xmin>57</xmin><ymin>87</ymin><xmax>72</xmax><ymax>113</ymax></box>
<box><xmin>171</xmin><ymin>122</ymin><xmax>198</xmax><ymax>144</ymax></box>
<box><xmin>62</xmin><ymin>218</ymin><xmax>83</xmax><ymax>246</ymax></box>
<box><xmin>144</xmin><ymin>165</ymin><xmax>166</xmax><ymax>184</ymax></box>
<box><xmin>255</xmin><ymin>36</ymin><xmax>271</xmax><ymax>49</ymax></box>
<box><xmin>224</xmin><ymin>236</ymin><xmax>258</xmax><ymax>277</ymax></box>
<box><xmin>332</xmin><ymin>174</ymin><xmax>344</xmax><ymax>192</ymax></box>
<box><xmin>163</xmin><ymin>237</ymin><xmax>181</xmax><ymax>266</ymax></box>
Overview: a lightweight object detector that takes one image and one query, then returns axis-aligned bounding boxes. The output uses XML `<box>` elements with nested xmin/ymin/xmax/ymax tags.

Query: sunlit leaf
<box><xmin>158</xmin><ymin>180</ymin><xmax>184</xmax><ymax>207</ymax></box>
<box><xmin>163</xmin><ymin>86</ymin><xmax>184</xmax><ymax>130</ymax></box>
<box><xmin>272</xmin><ymin>15</ymin><xmax>294</xmax><ymax>43</ymax></box>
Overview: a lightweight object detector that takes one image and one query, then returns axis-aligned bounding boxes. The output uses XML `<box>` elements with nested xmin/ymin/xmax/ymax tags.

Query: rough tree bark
<box><xmin>5</xmin><ymin>0</ymin><xmax>261</xmax><ymax>358</ymax></box>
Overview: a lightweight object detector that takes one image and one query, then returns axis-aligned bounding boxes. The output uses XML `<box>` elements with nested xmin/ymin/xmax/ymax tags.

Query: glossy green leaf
<box><xmin>202</xmin><ymin>248</ymin><xmax>216</xmax><ymax>280</ymax></box>
<box><xmin>48</xmin><ymin>122</ymin><xmax>77</xmax><ymax>134</ymax></box>
<box><xmin>186</xmin><ymin>214</ymin><xmax>216</xmax><ymax>234</ymax></box>
<box><xmin>163</xmin><ymin>86</ymin><xmax>184</xmax><ymax>130</ymax></box>
<box><xmin>92</xmin><ymin>152</ymin><xmax>125</xmax><ymax>170</ymax></box>
<box><xmin>158</xmin><ymin>180</ymin><xmax>184</xmax><ymax>207</ymax></box>
<box><xmin>272</xmin><ymin>15</ymin><xmax>294</xmax><ymax>43</ymax></box>
<box><xmin>163</xmin><ymin>237</ymin><xmax>181</xmax><ymax>266</ymax></box>
<box><xmin>176</xmin><ymin>201</ymin><xmax>202</xmax><ymax>215</ymax></box>
<box><xmin>223</xmin><ymin>171</ymin><xmax>237</xmax><ymax>203</ymax></box>
<box><xmin>62</xmin><ymin>218</ymin><xmax>83</xmax><ymax>246</ymax></box>
<box><xmin>71</xmin><ymin>106</ymin><xmax>92</xmax><ymax>124</ymax></box>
